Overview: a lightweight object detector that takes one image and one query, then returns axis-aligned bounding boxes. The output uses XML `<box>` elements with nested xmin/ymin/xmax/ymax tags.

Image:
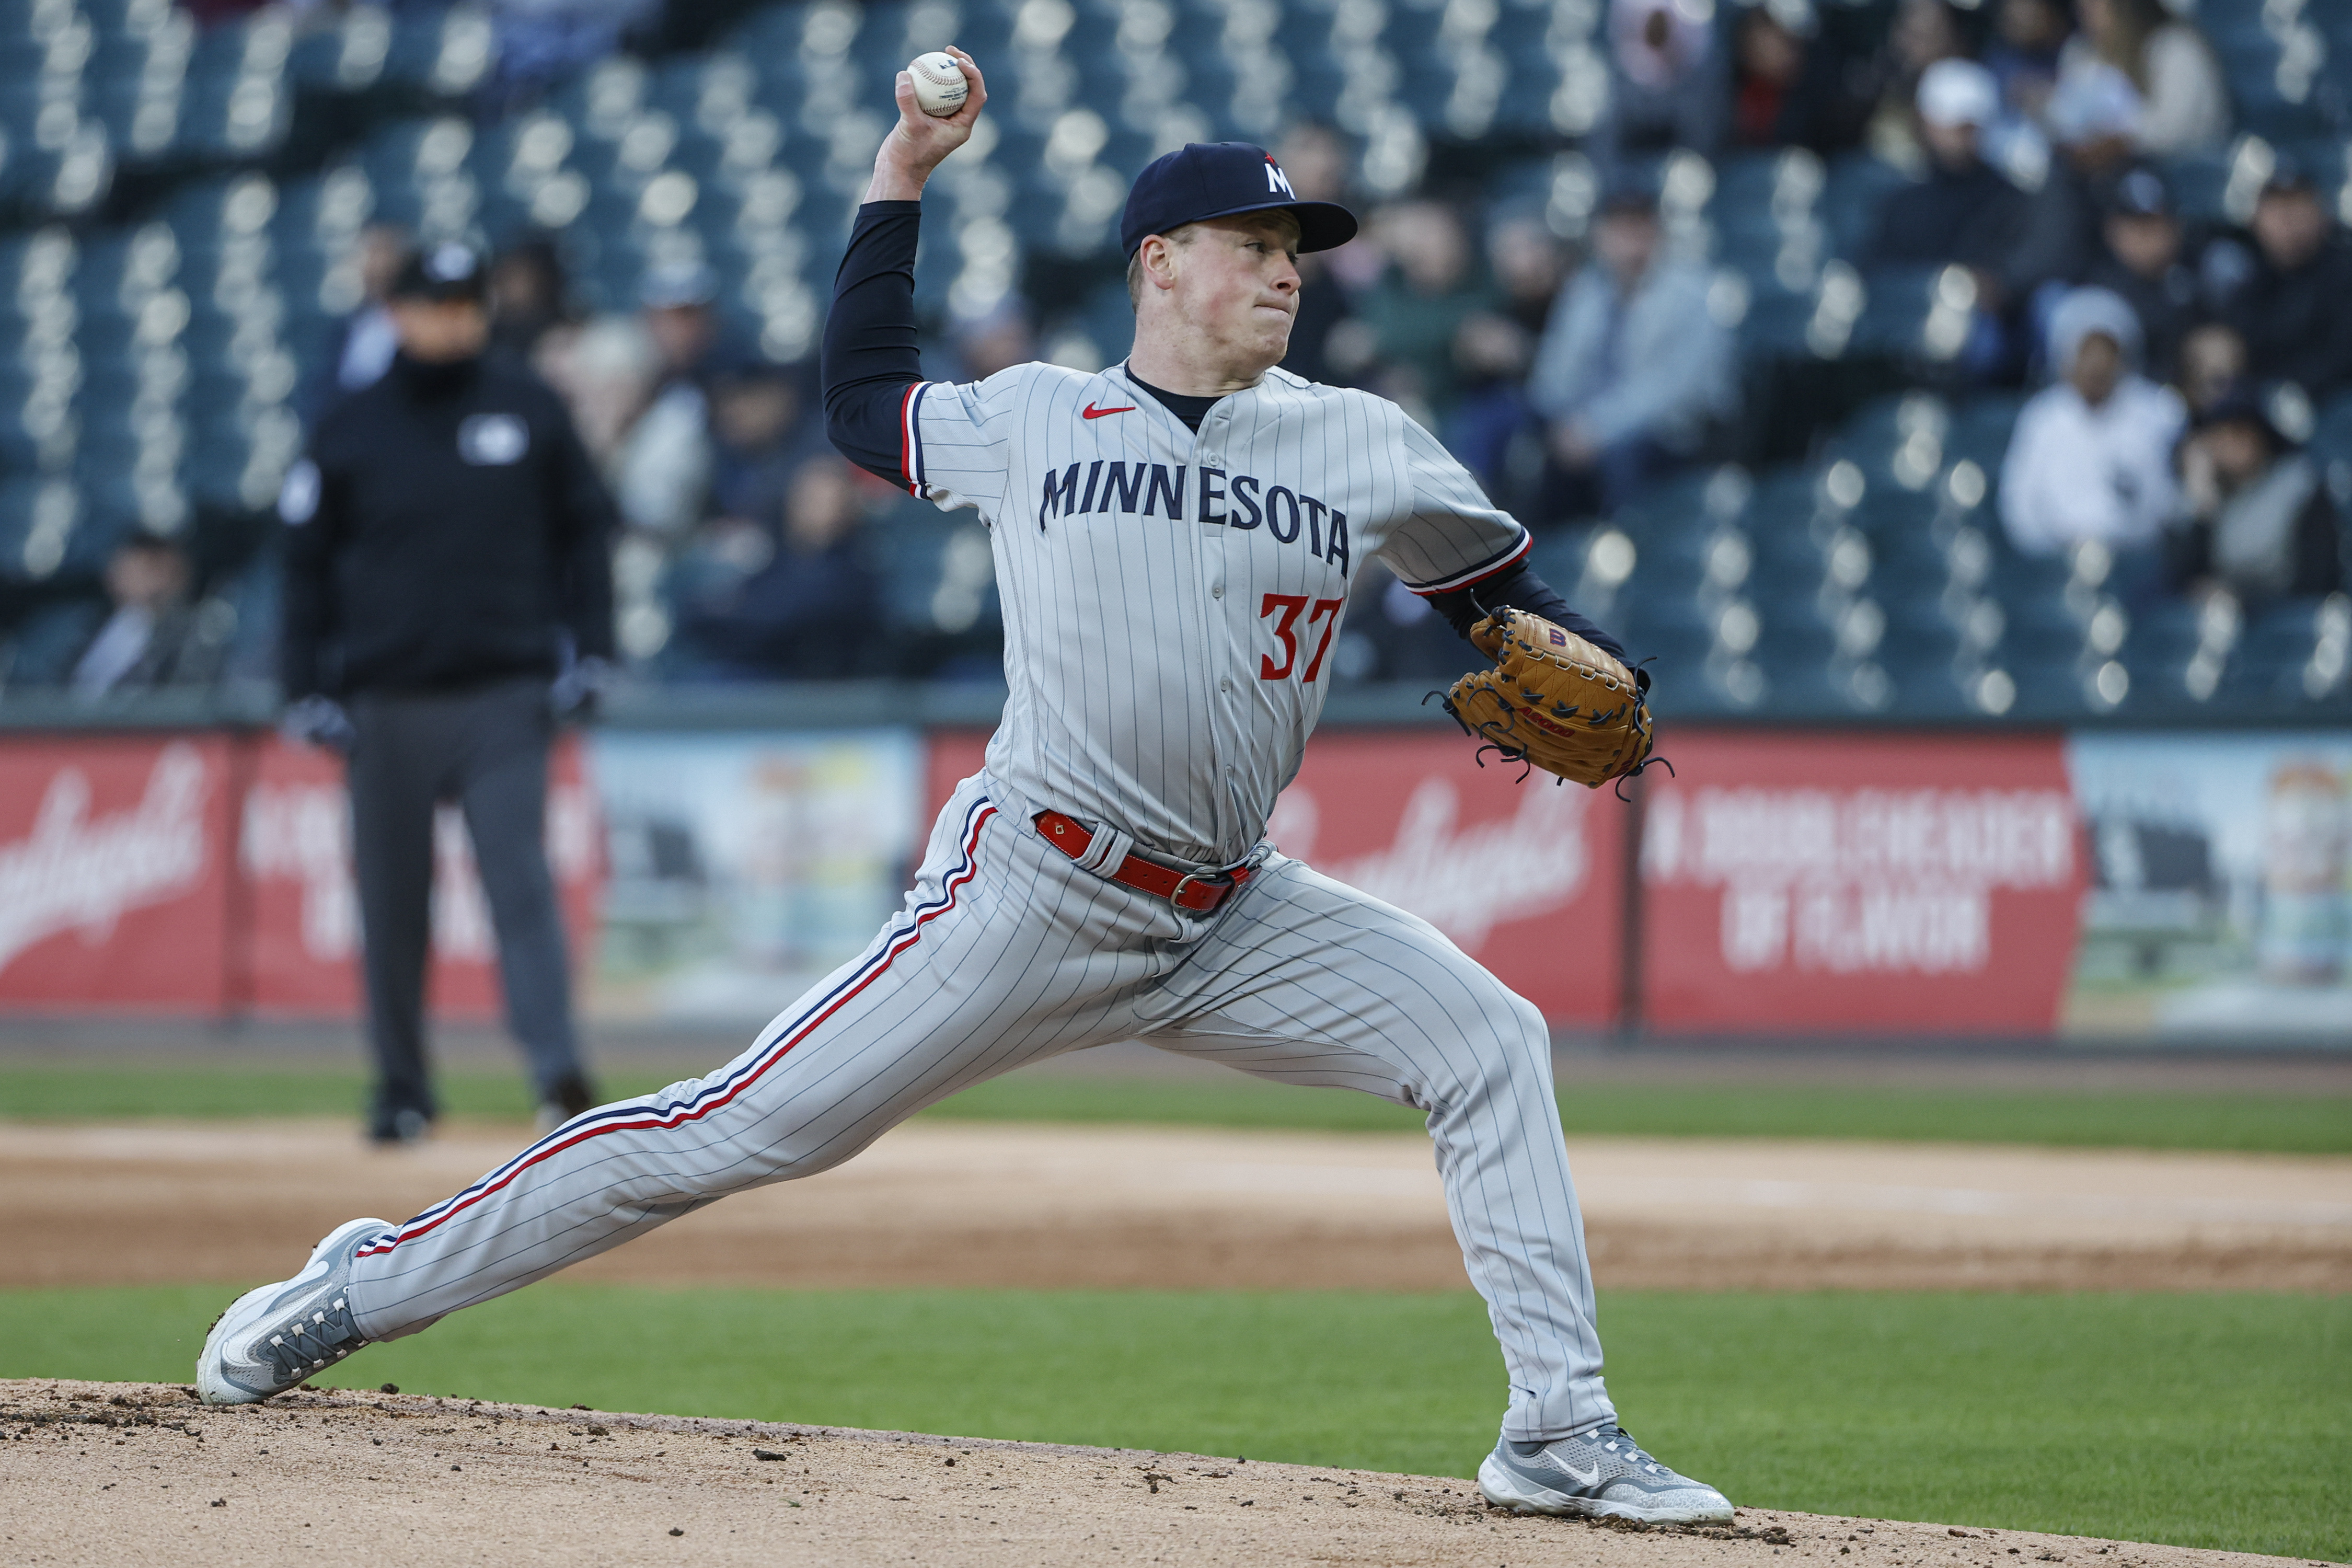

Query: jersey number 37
<box><xmin>1261</xmin><ymin>594</ymin><xmax>1345</xmax><ymax>682</ymax></box>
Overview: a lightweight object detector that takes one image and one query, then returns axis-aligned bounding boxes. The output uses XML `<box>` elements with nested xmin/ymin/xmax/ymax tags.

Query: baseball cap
<box><xmin>389</xmin><ymin>240</ymin><xmax>488</xmax><ymax>303</ymax></box>
<box><xmin>2046</xmin><ymin>285</ymin><xmax>2143</xmax><ymax>374</ymax></box>
<box><xmin>1916</xmin><ymin>59</ymin><xmax>1999</xmax><ymax>131</ymax></box>
<box><xmin>1120</xmin><ymin>142</ymin><xmax>1358</xmax><ymax>259</ymax></box>
<box><xmin>2106</xmin><ymin>167</ymin><xmax>2173</xmax><ymax>218</ymax></box>
<box><xmin>638</xmin><ymin>259</ymin><xmax>719</xmax><ymax>309</ymax></box>
<box><xmin>2261</xmin><ymin>149</ymin><xmax>2318</xmax><ymax>197</ymax></box>
<box><xmin>2192</xmin><ymin>382</ymin><xmax>2289</xmax><ymax>447</ymax></box>
<box><xmin>1597</xmin><ymin>169</ymin><xmax>1661</xmax><ymax>216</ymax></box>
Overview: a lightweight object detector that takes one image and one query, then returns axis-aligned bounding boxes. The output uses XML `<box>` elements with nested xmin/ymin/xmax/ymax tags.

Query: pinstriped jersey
<box><xmin>903</xmin><ymin>361</ymin><xmax>1530</xmax><ymax>864</ymax></box>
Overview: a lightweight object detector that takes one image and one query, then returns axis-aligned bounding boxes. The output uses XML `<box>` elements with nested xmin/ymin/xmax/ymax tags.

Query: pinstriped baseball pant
<box><xmin>345</xmin><ymin>770</ymin><xmax>1617</xmax><ymax>1442</ymax></box>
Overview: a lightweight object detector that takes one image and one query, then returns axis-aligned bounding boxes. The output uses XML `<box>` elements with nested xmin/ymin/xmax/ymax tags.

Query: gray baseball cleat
<box><xmin>1478</xmin><ymin>1424</ymin><xmax>1734</xmax><ymax>1524</ymax></box>
<box><xmin>196</xmin><ymin>1217</ymin><xmax>393</xmax><ymax>1405</ymax></box>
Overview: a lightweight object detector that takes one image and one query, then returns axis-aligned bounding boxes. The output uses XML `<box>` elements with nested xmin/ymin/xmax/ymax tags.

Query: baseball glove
<box><xmin>1440</xmin><ymin>608</ymin><xmax>1655</xmax><ymax>789</ymax></box>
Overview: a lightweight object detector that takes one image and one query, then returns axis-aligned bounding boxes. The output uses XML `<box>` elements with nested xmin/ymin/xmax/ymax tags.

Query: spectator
<box><xmin>640</xmin><ymin>257</ymin><xmax>722</xmax><ymax>385</ymax></box>
<box><xmin>1728</xmin><ymin>1</ymin><xmax>1872</xmax><ymax>154</ymax></box>
<box><xmin>65</xmin><ymin>536</ymin><xmax>228</xmax><ymax>699</ymax></box>
<box><xmin>1863</xmin><ymin>0</ymin><xmax>1973</xmax><ymax>176</ymax></box>
<box><xmin>676</xmin><ymin>455</ymin><xmax>880</xmax><ymax>679</ymax></box>
<box><xmin>705</xmin><ymin>356</ymin><xmax>823</xmax><ymax>527</ymax></box>
<box><xmin>1274</xmin><ymin>121</ymin><xmax>1363</xmax><ymax>387</ymax></box>
<box><xmin>487</xmin><ymin>0</ymin><xmax>659</xmax><ymax>111</ymax></box>
<box><xmin>2170</xmin><ymin>386</ymin><xmax>2345</xmax><ymax>602</ymax></box>
<box><xmin>2176</xmin><ymin>321</ymin><xmax>2247</xmax><ymax>418</ymax></box>
<box><xmin>614</xmin><ymin>260</ymin><xmax>723</xmax><ymax>538</ymax></box>
<box><xmin>1870</xmin><ymin>60</ymin><xmax>2035</xmax><ymax>367</ymax></box>
<box><xmin>302</xmin><ymin>222</ymin><xmax>408</xmax><ymax>421</ymax></box>
<box><xmin>1873</xmin><ymin>61</ymin><xmax>2033</xmax><ymax>270</ymax></box>
<box><xmin>2213</xmin><ymin>158</ymin><xmax>2352</xmax><ymax>400</ymax></box>
<box><xmin>1356</xmin><ymin>200</ymin><xmax>1497</xmax><ymax>423</ymax></box>
<box><xmin>1486</xmin><ymin>214</ymin><xmax>1571</xmax><ymax>340</ymax></box>
<box><xmin>488</xmin><ymin>237</ymin><xmax>572</xmax><ymax>360</ymax></box>
<box><xmin>534</xmin><ymin>314</ymin><xmax>662</xmax><ymax>472</ymax></box>
<box><xmin>1444</xmin><ymin>215</ymin><xmax>1569</xmax><ymax>497</ymax></box>
<box><xmin>1984</xmin><ymin>0</ymin><xmax>2070</xmax><ymax>128</ymax></box>
<box><xmin>1527</xmin><ymin>179</ymin><xmax>1736</xmax><ymax>520</ymax></box>
<box><xmin>2082</xmin><ymin>166</ymin><xmax>2197</xmax><ymax>383</ymax></box>
<box><xmin>2048</xmin><ymin>0</ymin><xmax>2228</xmax><ymax>157</ymax></box>
<box><xmin>1595</xmin><ymin>0</ymin><xmax>1727</xmax><ymax>167</ymax></box>
<box><xmin>1999</xmin><ymin>286</ymin><xmax>2184</xmax><ymax>556</ymax></box>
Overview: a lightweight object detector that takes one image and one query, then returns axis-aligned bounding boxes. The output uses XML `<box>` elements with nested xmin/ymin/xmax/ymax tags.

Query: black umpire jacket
<box><xmin>280</xmin><ymin>350</ymin><xmax>617</xmax><ymax>701</ymax></box>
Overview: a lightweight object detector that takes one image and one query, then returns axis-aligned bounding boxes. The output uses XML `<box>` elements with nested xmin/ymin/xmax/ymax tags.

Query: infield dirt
<box><xmin>3</xmin><ymin>1379</ymin><xmax>2333</xmax><ymax>1568</ymax></box>
<box><xmin>3</xmin><ymin>1119</ymin><xmax>2346</xmax><ymax>1294</ymax></box>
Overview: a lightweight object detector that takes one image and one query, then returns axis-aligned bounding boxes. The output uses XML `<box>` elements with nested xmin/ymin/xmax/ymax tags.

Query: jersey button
<box><xmin>1210</xmin><ymin>582</ymin><xmax>1224</xmax><ymax>598</ymax></box>
<box><xmin>1220</xmin><ymin>678</ymin><xmax>1233</xmax><ymax>694</ymax></box>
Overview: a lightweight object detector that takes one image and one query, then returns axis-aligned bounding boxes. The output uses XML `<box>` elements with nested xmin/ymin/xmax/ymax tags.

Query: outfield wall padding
<box><xmin>0</xmin><ymin>724</ymin><xmax>2342</xmax><ymax>1040</ymax></box>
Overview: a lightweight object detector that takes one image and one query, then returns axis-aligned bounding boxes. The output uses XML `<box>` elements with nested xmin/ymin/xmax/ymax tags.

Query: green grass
<box><xmin>925</xmin><ymin>1074</ymin><xmax>2352</xmax><ymax>1154</ymax></box>
<box><xmin>3</xmin><ymin>1286</ymin><xmax>2343</xmax><ymax>1560</ymax></box>
<box><xmin>2</xmin><ymin>1061</ymin><xmax>2348</xmax><ymax>1153</ymax></box>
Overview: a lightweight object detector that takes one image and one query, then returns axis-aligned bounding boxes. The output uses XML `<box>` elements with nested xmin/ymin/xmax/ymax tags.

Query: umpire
<box><xmin>279</xmin><ymin>240</ymin><xmax>616</xmax><ymax>1145</ymax></box>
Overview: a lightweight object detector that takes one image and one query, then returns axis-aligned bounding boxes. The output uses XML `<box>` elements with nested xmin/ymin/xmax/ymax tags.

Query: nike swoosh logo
<box><xmin>1081</xmin><ymin>402</ymin><xmax>1136</xmax><ymax>419</ymax></box>
<box><xmin>1558</xmin><ymin>1461</ymin><xmax>1601</xmax><ymax>1488</ymax></box>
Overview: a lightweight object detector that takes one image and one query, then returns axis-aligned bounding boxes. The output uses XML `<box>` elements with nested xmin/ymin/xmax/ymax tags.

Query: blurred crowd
<box><xmin>1262</xmin><ymin>0</ymin><xmax>2346</xmax><ymax>674</ymax></box>
<box><xmin>26</xmin><ymin>0</ymin><xmax>2350</xmax><ymax>702</ymax></box>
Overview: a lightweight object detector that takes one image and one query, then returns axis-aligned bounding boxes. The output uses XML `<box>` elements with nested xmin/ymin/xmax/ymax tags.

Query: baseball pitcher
<box><xmin>198</xmin><ymin>49</ymin><xmax>1713</xmax><ymax>1526</ymax></box>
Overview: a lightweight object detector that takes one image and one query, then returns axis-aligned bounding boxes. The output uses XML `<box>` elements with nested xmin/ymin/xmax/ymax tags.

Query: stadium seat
<box><xmin>0</xmin><ymin>596</ymin><xmax>103</xmax><ymax>684</ymax></box>
<box><xmin>1819</xmin><ymin>152</ymin><xmax>1910</xmax><ymax>258</ymax></box>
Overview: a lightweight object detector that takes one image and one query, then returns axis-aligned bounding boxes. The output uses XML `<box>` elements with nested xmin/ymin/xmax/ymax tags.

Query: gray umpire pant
<box><xmin>346</xmin><ymin>676</ymin><xmax>585</xmax><ymax>1121</ymax></box>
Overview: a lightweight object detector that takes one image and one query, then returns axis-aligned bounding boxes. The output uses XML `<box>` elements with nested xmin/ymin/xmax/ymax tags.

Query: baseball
<box><xmin>908</xmin><ymin>51</ymin><xmax>970</xmax><ymax>117</ymax></box>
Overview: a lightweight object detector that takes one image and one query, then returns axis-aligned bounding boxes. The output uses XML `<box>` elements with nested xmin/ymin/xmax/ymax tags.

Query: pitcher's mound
<box><xmin>0</xmin><ymin>1380</ymin><xmax>2322</xmax><ymax>1568</ymax></box>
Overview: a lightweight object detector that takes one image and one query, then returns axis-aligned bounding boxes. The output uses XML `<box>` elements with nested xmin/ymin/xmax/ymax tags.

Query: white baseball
<box><xmin>908</xmin><ymin>52</ymin><xmax>970</xmax><ymax>117</ymax></box>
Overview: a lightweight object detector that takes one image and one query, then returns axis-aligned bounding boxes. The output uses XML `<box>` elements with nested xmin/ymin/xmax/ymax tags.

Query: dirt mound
<box><xmin>4</xmin><ymin>1121</ymin><xmax>2347</xmax><ymax>1294</ymax></box>
<box><xmin>1</xmin><ymin>1380</ymin><xmax>2326</xmax><ymax>1568</ymax></box>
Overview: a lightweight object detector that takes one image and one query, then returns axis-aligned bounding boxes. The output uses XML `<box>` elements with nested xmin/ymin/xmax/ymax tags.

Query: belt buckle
<box><xmin>1170</xmin><ymin>869</ymin><xmax>1237</xmax><ymax>912</ymax></box>
<box><xmin>1167</xmin><ymin>862</ymin><xmax>1247</xmax><ymax>912</ymax></box>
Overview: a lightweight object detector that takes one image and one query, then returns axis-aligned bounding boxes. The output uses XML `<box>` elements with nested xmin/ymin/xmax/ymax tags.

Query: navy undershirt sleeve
<box><xmin>1430</xmin><ymin>561</ymin><xmax>1630</xmax><ymax>664</ymax></box>
<box><xmin>823</xmin><ymin>200</ymin><xmax>926</xmax><ymax>487</ymax></box>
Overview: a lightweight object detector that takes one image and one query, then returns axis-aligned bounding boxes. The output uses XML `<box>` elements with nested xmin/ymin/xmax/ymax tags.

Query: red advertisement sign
<box><xmin>239</xmin><ymin>735</ymin><xmax>603</xmax><ymax>1018</ymax></box>
<box><xmin>0</xmin><ymin>735</ymin><xmax>238</xmax><ymax>1011</ymax></box>
<box><xmin>1639</xmin><ymin>730</ymin><xmax>2082</xmax><ymax>1032</ymax></box>
<box><xmin>925</xmin><ymin>728</ymin><xmax>1629</xmax><ymax>1025</ymax></box>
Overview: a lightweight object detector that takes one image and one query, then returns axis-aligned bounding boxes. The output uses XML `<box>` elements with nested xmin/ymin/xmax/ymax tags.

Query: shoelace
<box><xmin>1593</xmin><ymin>1426</ymin><xmax>1672</xmax><ymax>1478</ymax></box>
<box><xmin>260</xmin><ymin>1295</ymin><xmax>366</xmax><ymax>1382</ymax></box>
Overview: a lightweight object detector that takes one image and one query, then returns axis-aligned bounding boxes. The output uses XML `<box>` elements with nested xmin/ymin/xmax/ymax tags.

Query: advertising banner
<box><xmin>924</xmin><ymin>729</ymin><xmax>1630</xmax><ymax>1025</ymax></box>
<box><xmin>2066</xmin><ymin>732</ymin><xmax>2352</xmax><ymax>1039</ymax></box>
<box><xmin>588</xmin><ymin>729</ymin><xmax>924</xmax><ymax>1023</ymax></box>
<box><xmin>240</xmin><ymin>735</ymin><xmax>602</xmax><ymax>1018</ymax></box>
<box><xmin>1639</xmin><ymin>731</ymin><xmax>2083</xmax><ymax>1032</ymax></box>
<box><xmin>0</xmin><ymin>735</ymin><xmax>237</xmax><ymax>1011</ymax></box>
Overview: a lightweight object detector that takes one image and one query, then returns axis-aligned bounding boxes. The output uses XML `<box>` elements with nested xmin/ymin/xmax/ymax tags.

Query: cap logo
<box><xmin>425</xmin><ymin>243</ymin><xmax>475</xmax><ymax>283</ymax></box>
<box><xmin>1264</xmin><ymin>158</ymin><xmax>1294</xmax><ymax>199</ymax></box>
<box><xmin>458</xmin><ymin>413</ymin><xmax>530</xmax><ymax>466</ymax></box>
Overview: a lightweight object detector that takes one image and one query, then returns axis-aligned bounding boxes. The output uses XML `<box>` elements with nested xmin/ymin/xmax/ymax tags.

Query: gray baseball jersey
<box><xmin>903</xmin><ymin>364</ymin><xmax>1530</xmax><ymax>863</ymax></box>
<box><xmin>334</xmin><ymin>360</ymin><xmax>1620</xmax><ymax>1449</ymax></box>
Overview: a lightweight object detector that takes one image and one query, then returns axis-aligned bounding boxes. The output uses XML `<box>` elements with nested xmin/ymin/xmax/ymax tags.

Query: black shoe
<box><xmin>366</xmin><ymin>1106</ymin><xmax>433</xmax><ymax>1146</ymax></box>
<box><xmin>535</xmin><ymin>1071</ymin><xmax>598</xmax><ymax>1132</ymax></box>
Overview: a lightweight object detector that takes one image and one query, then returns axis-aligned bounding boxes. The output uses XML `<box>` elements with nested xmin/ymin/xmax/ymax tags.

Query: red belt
<box><xmin>1034</xmin><ymin>811</ymin><xmax>1253</xmax><ymax>913</ymax></box>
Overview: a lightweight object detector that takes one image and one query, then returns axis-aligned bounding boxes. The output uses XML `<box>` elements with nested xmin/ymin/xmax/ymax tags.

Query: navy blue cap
<box><xmin>2193</xmin><ymin>381</ymin><xmax>2290</xmax><ymax>447</ymax></box>
<box><xmin>1598</xmin><ymin>169</ymin><xmax>1661</xmax><ymax>215</ymax></box>
<box><xmin>1120</xmin><ymin>142</ymin><xmax>1357</xmax><ymax>259</ymax></box>
<box><xmin>390</xmin><ymin>240</ymin><xmax>487</xmax><ymax>303</ymax></box>
<box><xmin>2262</xmin><ymin>149</ymin><xmax>2318</xmax><ymax>195</ymax></box>
<box><xmin>2106</xmin><ymin>166</ymin><xmax>2172</xmax><ymax>218</ymax></box>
